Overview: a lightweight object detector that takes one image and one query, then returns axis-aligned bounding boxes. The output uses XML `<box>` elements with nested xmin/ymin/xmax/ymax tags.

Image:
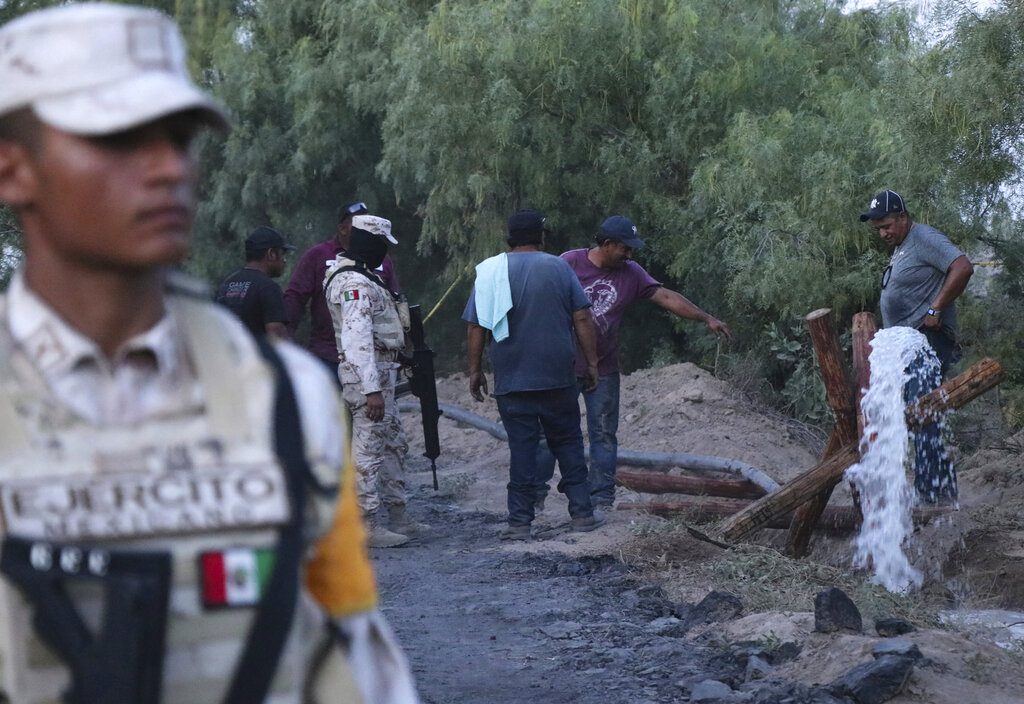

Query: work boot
<box><xmin>570</xmin><ymin>514</ymin><xmax>607</xmax><ymax>533</ymax></box>
<box><xmin>366</xmin><ymin>511</ymin><xmax>410</xmax><ymax>548</ymax></box>
<box><xmin>367</xmin><ymin>526</ymin><xmax>410</xmax><ymax>548</ymax></box>
<box><xmin>499</xmin><ymin>523</ymin><xmax>532</xmax><ymax>541</ymax></box>
<box><xmin>533</xmin><ymin>494</ymin><xmax>546</xmax><ymax>514</ymax></box>
<box><xmin>388</xmin><ymin>505</ymin><xmax>430</xmax><ymax>536</ymax></box>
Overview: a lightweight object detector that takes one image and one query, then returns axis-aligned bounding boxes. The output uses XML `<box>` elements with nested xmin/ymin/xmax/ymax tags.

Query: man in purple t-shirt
<box><xmin>284</xmin><ymin>200</ymin><xmax>401</xmax><ymax>377</ymax></box>
<box><xmin>539</xmin><ymin>215</ymin><xmax>732</xmax><ymax>508</ymax></box>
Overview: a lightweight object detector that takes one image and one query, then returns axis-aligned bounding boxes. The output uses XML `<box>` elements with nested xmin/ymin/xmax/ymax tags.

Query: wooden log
<box><xmin>848</xmin><ymin>312</ymin><xmax>877</xmax><ymax>516</ymax></box>
<box><xmin>615</xmin><ymin>470</ymin><xmax>766</xmax><ymax>500</ymax></box>
<box><xmin>618</xmin><ymin>500</ymin><xmax>953</xmax><ymax>534</ymax></box>
<box><xmin>908</xmin><ymin>357</ymin><xmax>1003</xmax><ymax>428</ymax></box>
<box><xmin>805</xmin><ymin>309</ymin><xmax>859</xmax><ymax>446</ymax></box>
<box><xmin>719</xmin><ymin>358</ymin><xmax>1003</xmax><ymax>542</ymax></box>
<box><xmin>851</xmin><ymin>312</ymin><xmax>878</xmax><ymax>424</ymax></box>
<box><xmin>785</xmin><ymin>309</ymin><xmax>859</xmax><ymax>557</ymax></box>
<box><xmin>615</xmin><ymin>450</ymin><xmax>780</xmax><ymax>493</ymax></box>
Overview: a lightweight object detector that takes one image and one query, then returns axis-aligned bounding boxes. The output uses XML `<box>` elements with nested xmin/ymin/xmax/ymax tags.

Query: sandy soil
<box><xmin>387</xmin><ymin>362</ymin><xmax>1024</xmax><ymax>703</ymax></box>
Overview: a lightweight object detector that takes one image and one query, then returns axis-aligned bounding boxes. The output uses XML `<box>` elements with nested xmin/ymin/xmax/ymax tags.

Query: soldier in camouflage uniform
<box><xmin>325</xmin><ymin>215</ymin><xmax>425</xmax><ymax>548</ymax></box>
<box><xmin>0</xmin><ymin>5</ymin><xmax>420</xmax><ymax>702</ymax></box>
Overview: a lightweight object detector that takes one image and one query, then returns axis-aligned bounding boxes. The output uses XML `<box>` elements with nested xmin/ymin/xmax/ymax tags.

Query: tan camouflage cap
<box><xmin>0</xmin><ymin>3</ymin><xmax>229</xmax><ymax>135</ymax></box>
<box><xmin>352</xmin><ymin>215</ymin><xmax>398</xmax><ymax>244</ymax></box>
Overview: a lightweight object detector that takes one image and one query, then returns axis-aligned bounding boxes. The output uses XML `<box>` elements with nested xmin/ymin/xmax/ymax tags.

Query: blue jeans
<box><xmin>495</xmin><ymin>386</ymin><xmax>594</xmax><ymax>526</ymax></box>
<box><xmin>536</xmin><ymin>373</ymin><xmax>620</xmax><ymax>506</ymax></box>
<box><xmin>905</xmin><ymin>330</ymin><xmax>957</xmax><ymax>502</ymax></box>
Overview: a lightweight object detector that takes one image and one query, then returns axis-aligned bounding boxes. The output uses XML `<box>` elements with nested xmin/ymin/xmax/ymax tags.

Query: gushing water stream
<box><xmin>845</xmin><ymin>327</ymin><xmax>946</xmax><ymax>593</ymax></box>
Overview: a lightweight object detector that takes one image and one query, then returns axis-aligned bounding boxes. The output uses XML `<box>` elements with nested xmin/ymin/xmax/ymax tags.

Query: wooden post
<box><xmin>908</xmin><ymin>357</ymin><xmax>1003</xmax><ymax>428</ymax></box>
<box><xmin>785</xmin><ymin>309</ymin><xmax>859</xmax><ymax>557</ymax></box>
<box><xmin>851</xmin><ymin>312</ymin><xmax>878</xmax><ymax>428</ymax></box>
<box><xmin>615</xmin><ymin>470</ymin><xmax>766</xmax><ymax>500</ymax></box>
<box><xmin>847</xmin><ymin>312</ymin><xmax>878</xmax><ymax>517</ymax></box>
<box><xmin>719</xmin><ymin>358</ymin><xmax>1003</xmax><ymax>542</ymax></box>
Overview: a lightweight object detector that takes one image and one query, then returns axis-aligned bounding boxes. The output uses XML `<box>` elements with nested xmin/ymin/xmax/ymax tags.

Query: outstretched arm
<box><xmin>648</xmin><ymin>287</ymin><xmax>732</xmax><ymax>339</ymax></box>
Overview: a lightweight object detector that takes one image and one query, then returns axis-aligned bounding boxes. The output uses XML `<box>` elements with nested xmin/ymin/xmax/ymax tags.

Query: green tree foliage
<box><xmin>367</xmin><ymin>0</ymin><xmax>923</xmax><ymax>391</ymax></box>
<box><xmin>901</xmin><ymin>1</ymin><xmax>1024</xmax><ymax>427</ymax></box>
<box><xmin>187</xmin><ymin>0</ymin><xmax>417</xmax><ymax>284</ymax></box>
<box><xmin>5</xmin><ymin>0</ymin><xmax>1024</xmax><ymax>423</ymax></box>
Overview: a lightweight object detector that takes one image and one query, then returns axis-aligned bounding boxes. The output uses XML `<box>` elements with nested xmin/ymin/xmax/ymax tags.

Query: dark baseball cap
<box><xmin>337</xmin><ymin>200</ymin><xmax>369</xmax><ymax>221</ymax></box>
<box><xmin>599</xmin><ymin>215</ymin><xmax>645</xmax><ymax>249</ymax></box>
<box><xmin>859</xmin><ymin>190</ymin><xmax>906</xmax><ymax>222</ymax></box>
<box><xmin>245</xmin><ymin>226</ymin><xmax>295</xmax><ymax>251</ymax></box>
<box><xmin>507</xmin><ymin>208</ymin><xmax>550</xmax><ymax>235</ymax></box>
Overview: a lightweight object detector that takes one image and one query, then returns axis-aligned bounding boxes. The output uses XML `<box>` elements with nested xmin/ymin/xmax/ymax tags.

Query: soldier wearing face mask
<box><xmin>324</xmin><ymin>216</ymin><xmax>425</xmax><ymax>548</ymax></box>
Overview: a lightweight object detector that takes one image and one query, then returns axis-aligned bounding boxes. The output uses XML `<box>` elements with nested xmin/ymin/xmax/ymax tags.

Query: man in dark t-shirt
<box><xmin>216</xmin><ymin>226</ymin><xmax>295</xmax><ymax>337</ymax></box>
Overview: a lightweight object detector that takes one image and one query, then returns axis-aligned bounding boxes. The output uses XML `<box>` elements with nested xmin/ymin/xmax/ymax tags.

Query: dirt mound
<box><xmin>424</xmin><ymin>362</ymin><xmax>818</xmax><ymax>485</ymax></box>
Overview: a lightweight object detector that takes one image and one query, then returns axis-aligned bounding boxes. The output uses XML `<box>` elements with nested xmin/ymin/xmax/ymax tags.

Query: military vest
<box><xmin>324</xmin><ymin>258</ymin><xmax>406</xmax><ymax>378</ymax></box>
<box><xmin>0</xmin><ymin>295</ymin><xmax>329</xmax><ymax>704</ymax></box>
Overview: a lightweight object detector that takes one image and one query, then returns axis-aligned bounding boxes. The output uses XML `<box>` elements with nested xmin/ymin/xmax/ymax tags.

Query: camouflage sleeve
<box><xmin>327</xmin><ymin>277</ymin><xmax>381</xmax><ymax>394</ymax></box>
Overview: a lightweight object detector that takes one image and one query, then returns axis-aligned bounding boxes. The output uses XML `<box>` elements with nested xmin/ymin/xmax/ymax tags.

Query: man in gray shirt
<box><xmin>463</xmin><ymin>209</ymin><xmax>603</xmax><ymax>539</ymax></box>
<box><xmin>861</xmin><ymin>190</ymin><xmax>974</xmax><ymax>502</ymax></box>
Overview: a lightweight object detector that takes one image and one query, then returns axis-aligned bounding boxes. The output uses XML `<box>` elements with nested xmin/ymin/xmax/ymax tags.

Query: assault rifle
<box><xmin>405</xmin><ymin>304</ymin><xmax>442</xmax><ymax>489</ymax></box>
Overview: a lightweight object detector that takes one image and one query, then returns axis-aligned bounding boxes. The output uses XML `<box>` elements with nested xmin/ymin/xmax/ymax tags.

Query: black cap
<box><xmin>859</xmin><ymin>190</ymin><xmax>906</xmax><ymax>222</ymax></box>
<box><xmin>245</xmin><ymin>226</ymin><xmax>295</xmax><ymax>252</ymax></box>
<box><xmin>337</xmin><ymin>200</ymin><xmax>369</xmax><ymax>221</ymax></box>
<box><xmin>599</xmin><ymin>215</ymin><xmax>645</xmax><ymax>249</ymax></box>
<box><xmin>507</xmin><ymin>208</ymin><xmax>549</xmax><ymax>235</ymax></box>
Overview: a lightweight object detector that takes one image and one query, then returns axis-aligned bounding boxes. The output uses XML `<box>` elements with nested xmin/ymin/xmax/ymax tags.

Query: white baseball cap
<box><xmin>351</xmin><ymin>215</ymin><xmax>398</xmax><ymax>245</ymax></box>
<box><xmin>0</xmin><ymin>3</ymin><xmax>229</xmax><ymax>136</ymax></box>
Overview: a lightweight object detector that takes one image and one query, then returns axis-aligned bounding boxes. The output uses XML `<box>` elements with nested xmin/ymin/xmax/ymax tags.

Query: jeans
<box><xmin>536</xmin><ymin>373</ymin><xmax>621</xmax><ymax>506</ymax></box>
<box><xmin>904</xmin><ymin>329</ymin><xmax>957</xmax><ymax>502</ymax></box>
<box><xmin>495</xmin><ymin>386</ymin><xmax>594</xmax><ymax>526</ymax></box>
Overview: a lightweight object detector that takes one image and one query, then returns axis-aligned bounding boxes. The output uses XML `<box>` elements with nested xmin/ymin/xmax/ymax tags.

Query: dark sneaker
<box><xmin>570</xmin><ymin>514</ymin><xmax>607</xmax><ymax>533</ymax></box>
<box><xmin>499</xmin><ymin>524</ymin><xmax>532</xmax><ymax>541</ymax></box>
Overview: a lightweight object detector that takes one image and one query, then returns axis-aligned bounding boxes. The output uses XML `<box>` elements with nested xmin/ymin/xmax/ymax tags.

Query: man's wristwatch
<box><xmin>926</xmin><ymin>308</ymin><xmax>941</xmax><ymax>317</ymax></box>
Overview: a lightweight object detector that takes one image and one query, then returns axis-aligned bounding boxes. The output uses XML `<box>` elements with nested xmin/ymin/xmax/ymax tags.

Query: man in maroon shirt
<box><xmin>539</xmin><ymin>215</ymin><xmax>732</xmax><ymax>509</ymax></box>
<box><xmin>284</xmin><ymin>200</ymin><xmax>401</xmax><ymax>377</ymax></box>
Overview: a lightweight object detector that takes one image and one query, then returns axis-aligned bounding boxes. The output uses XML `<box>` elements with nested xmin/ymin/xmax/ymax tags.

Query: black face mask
<box><xmin>347</xmin><ymin>227</ymin><xmax>389</xmax><ymax>269</ymax></box>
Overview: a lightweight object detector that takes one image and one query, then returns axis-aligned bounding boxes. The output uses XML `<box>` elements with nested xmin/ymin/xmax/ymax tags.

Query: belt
<box><xmin>338</xmin><ymin>350</ymin><xmax>399</xmax><ymax>364</ymax></box>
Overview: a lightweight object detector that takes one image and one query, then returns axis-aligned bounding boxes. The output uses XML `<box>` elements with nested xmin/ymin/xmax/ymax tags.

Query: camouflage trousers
<box><xmin>341</xmin><ymin>368</ymin><xmax>409</xmax><ymax>515</ymax></box>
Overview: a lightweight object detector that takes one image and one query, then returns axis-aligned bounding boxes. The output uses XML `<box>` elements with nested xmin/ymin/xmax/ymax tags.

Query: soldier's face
<box><xmin>10</xmin><ymin>113</ymin><xmax>202</xmax><ymax>272</ymax></box>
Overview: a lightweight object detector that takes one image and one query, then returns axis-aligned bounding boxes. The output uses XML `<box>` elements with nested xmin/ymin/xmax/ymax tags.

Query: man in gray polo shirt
<box><xmin>860</xmin><ymin>189</ymin><xmax>974</xmax><ymax>502</ymax></box>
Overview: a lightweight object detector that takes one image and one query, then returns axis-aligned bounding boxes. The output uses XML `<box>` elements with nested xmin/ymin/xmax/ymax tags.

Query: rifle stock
<box><xmin>407</xmin><ymin>305</ymin><xmax>442</xmax><ymax>489</ymax></box>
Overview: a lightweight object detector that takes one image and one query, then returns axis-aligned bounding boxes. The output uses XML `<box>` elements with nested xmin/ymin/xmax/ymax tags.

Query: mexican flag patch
<box><xmin>342</xmin><ymin>289</ymin><xmax>360</xmax><ymax>301</ymax></box>
<box><xmin>200</xmin><ymin>548</ymin><xmax>275</xmax><ymax>609</ymax></box>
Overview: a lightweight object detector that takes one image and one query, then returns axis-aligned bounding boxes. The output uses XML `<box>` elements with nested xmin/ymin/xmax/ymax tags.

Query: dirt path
<box><xmin>373</xmin><ymin>486</ymin><xmax>721</xmax><ymax>704</ymax></box>
<box><xmin>384</xmin><ymin>367</ymin><xmax>1024</xmax><ymax>703</ymax></box>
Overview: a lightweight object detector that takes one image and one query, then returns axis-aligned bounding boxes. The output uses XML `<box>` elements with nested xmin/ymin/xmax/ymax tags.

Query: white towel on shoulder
<box><xmin>473</xmin><ymin>253</ymin><xmax>512</xmax><ymax>342</ymax></box>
